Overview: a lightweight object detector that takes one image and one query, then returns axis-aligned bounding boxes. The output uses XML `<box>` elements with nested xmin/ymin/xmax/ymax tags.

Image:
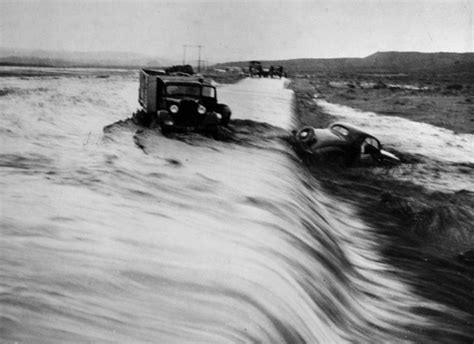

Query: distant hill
<box><xmin>0</xmin><ymin>48</ymin><xmax>177</xmax><ymax>69</ymax></box>
<box><xmin>215</xmin><ymin>51</ymin><xmax>474</xmax><ymax>75</ymax></box>
<box><xmin>364</xmin><ymin>51</ymin><xmax>474</xmax><ymax>72</ymax></box>
<box><xmin>2</xmin><ymin>49</ymin><xmax>473</xmax><ymax>76</ymax></box>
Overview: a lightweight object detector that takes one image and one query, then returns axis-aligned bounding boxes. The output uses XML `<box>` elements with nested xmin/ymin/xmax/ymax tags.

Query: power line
<box><xmin>182</xmin><ymin>44</ymin><xmax>204</xmax><ymax>72</ymax></box>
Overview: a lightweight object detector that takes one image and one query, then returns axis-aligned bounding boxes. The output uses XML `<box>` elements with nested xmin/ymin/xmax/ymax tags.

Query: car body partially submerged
<box><xmin>135</xmin><ymin>69</ymin><xmax>231</xmax><ymax>135</ymax></box>
<box><xmin>294</xmin><ymin>122</ymin><xmax>400</xmax><ymax>166</ymax></box>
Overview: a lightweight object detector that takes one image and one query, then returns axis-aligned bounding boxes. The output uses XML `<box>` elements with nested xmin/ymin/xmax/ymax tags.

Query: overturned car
<box><xmin>134</xmin><ymin>69</ymin><xmax>231</xmax><ymax>135</ymax></box>
<box><xmin>293</xmin><ymin>122</ymin><xmax>400</xmax><ymax>167</ymax></box>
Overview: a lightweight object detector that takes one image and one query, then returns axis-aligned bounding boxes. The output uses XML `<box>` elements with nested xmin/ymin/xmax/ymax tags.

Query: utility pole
<box><xmin>197</xmin><ymin>45</ymin><xmax>203</xmax><ymax>73</ymax></box>
<box><xmin>182</xmin><ymin>44</ymin><xmax>204</xmax><ymax>72</ymax></box>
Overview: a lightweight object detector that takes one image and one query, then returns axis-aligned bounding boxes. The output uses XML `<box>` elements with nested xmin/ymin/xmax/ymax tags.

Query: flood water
<box><xmin>0</xmin><ymin>70</ymin><xmax>470</xmax><ymax>342</ymax></box>
<box><xmin>316</xmin><ymin>99</ymin><xmax>474</xmax><ymax>193</ymax></box>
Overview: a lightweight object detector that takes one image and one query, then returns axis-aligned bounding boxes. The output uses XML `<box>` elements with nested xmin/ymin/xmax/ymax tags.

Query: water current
<box><xmin>316</xmin><ymin>99</ymin><xmax>474</xmax><ymax>193</ymax></box>
<box><xmin>0</xmin><ymin>71</ymin><xmax>469</xmax><ymax>342</ymax></box>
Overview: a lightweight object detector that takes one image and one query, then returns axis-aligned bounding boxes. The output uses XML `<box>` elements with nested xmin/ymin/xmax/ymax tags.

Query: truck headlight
<box><xmin>198</xmin><ymin>104</ymin><xmax>206</xmax><ymax>114</ymax></box>
<box><xmin>169</xmin><ymin>105</ymin><xmax>179</xmax><ymax>114</ymax></box>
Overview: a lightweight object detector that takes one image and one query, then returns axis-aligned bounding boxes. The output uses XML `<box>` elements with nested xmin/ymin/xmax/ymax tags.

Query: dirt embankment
<box><xmin>290</xmin><ymin>77</ymin><xmax>474</xmax><ymax>331</ymax></box>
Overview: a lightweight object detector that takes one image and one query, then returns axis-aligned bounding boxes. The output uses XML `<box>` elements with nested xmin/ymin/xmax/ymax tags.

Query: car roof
<box><xmin>330</xmin><ymin>122</ymin><xmax>376</xmax><ymax>139</ymax></box>
<box><xmin>310</xmin><ymin>122</ymin><xmax>380</xmax><ymax>149</ymax></box>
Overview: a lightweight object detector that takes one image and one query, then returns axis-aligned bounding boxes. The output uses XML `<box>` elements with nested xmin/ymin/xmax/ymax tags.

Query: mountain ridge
<box><xmin>1</xmin><ymin>48</ymin><xmax>473</xmax><ymax>74</ymax></box>
<box><xmin>0</xmin><ymin>47</ymin><xmax>178</xmax><ymax>68</ymax></box>
<box><xmin>216</xmin><ymin>51</ymin><xmax>474</xmax><ymax>74</ymax></box>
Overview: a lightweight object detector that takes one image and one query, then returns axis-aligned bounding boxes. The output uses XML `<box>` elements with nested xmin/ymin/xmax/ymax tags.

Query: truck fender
<box><xmin>202</xmin><ymin>112</ymin><xmax>219</xmax><ymax>126</ymax></box>
<box><xmin>216</xmin><ymin>104</ymin><xmax>232</xmax><ymax>126</ymax></box>
<box><xmin>156</xmin><ymin>110</ymin><xmax>173</xmax><ymax>126</ymax></box>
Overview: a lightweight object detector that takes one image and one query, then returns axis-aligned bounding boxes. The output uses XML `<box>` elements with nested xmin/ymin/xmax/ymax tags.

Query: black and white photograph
<box><xmin>1</xmin><ymin>0</ymin><xmax>473</xmax><ymax>342</ymax></box>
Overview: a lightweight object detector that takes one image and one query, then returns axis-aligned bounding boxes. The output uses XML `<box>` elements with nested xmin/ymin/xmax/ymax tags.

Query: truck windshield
<box><xmin>202</xmin><ymin>86</ymin><xmax>216</xmax><ymax>98</ymax></box>
<box><xmin>166</xmin><ymin>84</ymin><xmax>200</xmax><ymax>97</ymax></box>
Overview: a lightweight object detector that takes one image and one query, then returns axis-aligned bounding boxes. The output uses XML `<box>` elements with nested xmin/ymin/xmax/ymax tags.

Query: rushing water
<box><xmin>316</xmin><ymin>99</ymin><xmax>474</xmax><ymax>193</ymax></box>
<box><xmin>0</xmin><ymin>71</ymin><xmax>469</xmax><ymax>343</ymax></box>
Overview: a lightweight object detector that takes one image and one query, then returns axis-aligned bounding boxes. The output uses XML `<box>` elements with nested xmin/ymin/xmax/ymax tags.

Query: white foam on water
<box><xmin>0</xmin><ymin>73</ymin><xmax>464</xmax><ymax>343</ymax></box>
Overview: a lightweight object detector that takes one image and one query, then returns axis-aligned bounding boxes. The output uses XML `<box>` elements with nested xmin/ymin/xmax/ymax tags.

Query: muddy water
<box><xmin>316</xmin><ymin>99</ymin><xmax>474</xmax><ymax>192</ymax></box>
<box><xmin>0</xmin><ymin>72</ymin><xmax>469</xmax><ymax>342</ymax></box>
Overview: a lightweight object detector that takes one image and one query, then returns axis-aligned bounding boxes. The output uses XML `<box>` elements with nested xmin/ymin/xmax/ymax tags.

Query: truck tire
<box><xmin>160</xmin><ymin>124</ymin><xmax>173</xmax><ymax>135</ymax></box>
<box><xmin>208</xmin><ymin>125</ymin><xmax>220</xmax><ymax>140</ymax></box>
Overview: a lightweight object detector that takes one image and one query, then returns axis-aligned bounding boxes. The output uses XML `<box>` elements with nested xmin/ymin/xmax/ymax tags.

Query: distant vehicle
<box><xmin>225</xmin><ymin>66</ymin><xmax>243</xmax><ymax>74</ymax></box>
<box><xmin>135</xmin><ymin>69</ymin><xmax>231</xmax><ymax>135</ymax></box>
<box><xmin>269</xmin><ymin>65</ymin><xmax>284</xmax><ymax>78</ymax></box>
<box><xmin>261</xmin><ymin>67</ymin><xmax>270</xmax><ymax>78</ymax></box>
<box><xmin>248</xmin><ymin>61</ymin><xmax>262</xmax><ymax>77</ymax></box>
<box><xmin>293</xmin><ymin>122</ymin><xmax>400</xmax><ymax>167</ymax></box>
<box><xmin>165</xmin><ymin>64</ymin><xmax>194</xmax><ymax>76</ymax></box>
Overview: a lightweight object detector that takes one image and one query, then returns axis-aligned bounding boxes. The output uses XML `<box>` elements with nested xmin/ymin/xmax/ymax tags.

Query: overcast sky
<box><xmin>1</xmin><ymin>0</ymin><xmax>472</xmax><ymax>63</ymax></box>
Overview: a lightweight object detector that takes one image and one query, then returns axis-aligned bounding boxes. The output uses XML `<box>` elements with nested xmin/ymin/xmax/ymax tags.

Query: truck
<box><xmin>135</xmin><ymin>69</ymin><xmax>232</xmax><ymax>135</ymax></box>
<box><xmin>248</xmin><ymin>61</ymin><xmax>263</xmax><ymax>77</ymax></box>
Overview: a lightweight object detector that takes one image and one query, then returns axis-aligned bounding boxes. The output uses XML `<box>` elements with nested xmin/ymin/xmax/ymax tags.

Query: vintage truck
<box><xmin>248</xmin><ymin>61</ymin><xmax>263</xmax><ymax>77</ymax></box>
<box><xmin>135</xmin><ymin>69</ymin><xmax>231</xmax><ymax>135</ymax></box>
<box><xmin>269</xmin><ymin>65</ymin><xmax>284</xmax><ymax>78</ymax></box>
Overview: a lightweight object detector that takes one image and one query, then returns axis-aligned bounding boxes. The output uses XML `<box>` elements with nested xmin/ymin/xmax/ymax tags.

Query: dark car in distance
<box><xmin>135</xmin><ymin>69</ymin><xmax>231</xmax><ymax>135</ymax></box>
<box><xmin>293</xmin><ymin>122</ymin><xmax>400</xmax><ymax>167</ymax></box>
